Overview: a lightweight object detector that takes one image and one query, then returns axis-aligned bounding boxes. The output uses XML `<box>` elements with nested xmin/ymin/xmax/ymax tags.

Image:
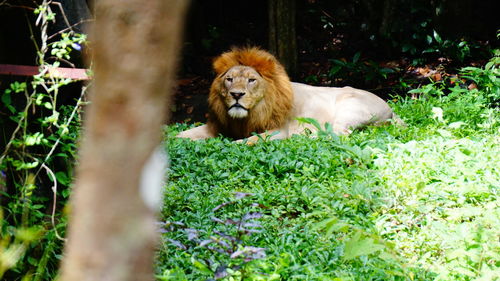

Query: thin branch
<box><xmin>24</xmin><ymin>5</ymin><xmax>41</xmax><ymax>58</ymax></box>
<box><xmin>0</xmin><ymin>92</ymin><xmax>36</xmax><ymax>165</ymax></box>
<box><xmin>46</xmin><ymin>56</ymin><xmax>76</xmax><ymax>68</ymax></box>
<box><xmin>40</xmin><ymin>162</ymin><xmax>67</xmax><ymax>242</ymax></box>
<box><xmin>0</xmin><ymin>1</ymin><xmax>36</xmax><ymax>10</ymax></box>
<box><xmin>51</xmin><ymin>1</ymin><xmax>74</xmax><ymax>34</ymax></box>
<box><xmin>35</xmin><ymin>84</ymin><xmax>88</xmax><ymax>177</ymax></box>
<box><xmin>48</xmin><ymin>19</ymin><xmax>93</xmax><ymax>40</ymax></box>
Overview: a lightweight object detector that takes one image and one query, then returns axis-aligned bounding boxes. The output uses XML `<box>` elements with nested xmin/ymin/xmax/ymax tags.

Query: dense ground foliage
<box><xmin>158</xmin><ymin>58</ymin><xmax>499</xmax><ymax>280</ymax></box>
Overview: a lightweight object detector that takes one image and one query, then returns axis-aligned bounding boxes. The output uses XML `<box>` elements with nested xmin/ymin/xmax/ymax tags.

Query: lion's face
<box><xmin>207</xmin><ymin>47</ymin><xmax>293</xmax><ymax>139</ymax></box>
<box><xmin>218</xmin><ymin>65</ymin><xmax>266</xmax><ymax>119</ymax></box>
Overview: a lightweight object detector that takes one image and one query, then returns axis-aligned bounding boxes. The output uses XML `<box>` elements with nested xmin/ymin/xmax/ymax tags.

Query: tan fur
<box><xmin>177</xmin><ymin>47</ymin><xmax>402</xmax><ymax>141</ymax></box>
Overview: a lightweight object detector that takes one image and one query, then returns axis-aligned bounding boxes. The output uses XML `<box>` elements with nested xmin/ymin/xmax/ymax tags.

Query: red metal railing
<box><xmin>0</xmin><ymin>64</ymin><xmax>90</xmax><ymax>80</ymax></box>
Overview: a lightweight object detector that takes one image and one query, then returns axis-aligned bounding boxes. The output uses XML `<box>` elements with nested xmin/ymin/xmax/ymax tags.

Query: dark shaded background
<box><xmin>1</xmin><ymin>0</ymin><xmax>498</xmax><ymax>124</ymax></box>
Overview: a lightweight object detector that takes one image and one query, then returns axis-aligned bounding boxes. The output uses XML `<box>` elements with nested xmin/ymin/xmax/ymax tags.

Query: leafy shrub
<box><xmin>157</xmin><ymin>193</ymin><xmax>271</xmax><ymax>280</ymax></box>
<box><xmin>460</xmin><ymin>49</ymin><xmax>500</xmax><ymax>106</ymax></box>
<box><xmin>327</xmin><ymin>52</ymin><xmax>396</xmax><ymax>87</ymax></box>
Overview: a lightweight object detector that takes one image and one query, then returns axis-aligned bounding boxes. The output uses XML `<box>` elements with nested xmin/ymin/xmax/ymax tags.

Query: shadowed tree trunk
<box><xmin>268</xmin><ymin>0</ymin><xmax>297</xmax><ymax>78</ymax></box>
<box><xmin>59</xmin><ymin>0</ymin><xmax>189</xmax><ymax>280</ymax></box>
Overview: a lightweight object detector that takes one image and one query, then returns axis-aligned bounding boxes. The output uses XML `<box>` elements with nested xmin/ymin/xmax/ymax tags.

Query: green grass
<box><xmin>157</xmin><ymin>71</ymin><xmax>499</xmax><ymax>280</ymax></box>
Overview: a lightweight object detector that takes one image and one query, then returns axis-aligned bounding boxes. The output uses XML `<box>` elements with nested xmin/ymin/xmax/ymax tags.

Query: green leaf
<box><xmin>343</xmin><ymin>231</ymin><xmax>385</xmax><ymax>260</ymax></box>
<box><xmin>328</xmin><ymin>65</ymin><xmax>343</xmax><ymax>77</ymax></box>
<box><xmin>55</xmin><ymin>171</ymin><xmax>71</xmax><ymax>185</ymax></box>
<box><xmin>296</xmin><ymin>117</ymin><xmax>322</xmax><ymax>131</ymax></box>
<box><xmin>44</xmin><ymin>102</ymin><xmax>53</xmax><ymax>109</ymax></box>
<box><xmin>24</xmin><ymin>132</ymin><xmax>44</xmax><ymax>146</ymax></box>
<box><xmin>313</xmin><ymin>217</ymin><xmax>350</xmax><ymax>236</ymax></box>
<box><xmin>191</xmin><ymin>257</ymin><xmax>212</xmax><ymax>275</ymax></box>
<box><xmin>426</xmin><ymin>35</ymin><xmax>433</xmax><ymax>45</ymax></box>
<box><xmin>379</xmin><ymin>68</ymin><xmax>395</xmax><ymax>74</ymax></box>
<box><xmin>433</xmin><ymin>30</ymin><xmax>443</xmax><ymax>44</ymax></box>
<box><xmin>31</xmin><ymin>204</ymin><xmax>44</xmax><ymax>210</ymax></box>
<box><xmin>402</xmin><ymin>44</ymin><xmax>412</xmax><ymax>52</ymax></box>
<box><xmin>352</xmin><ymin>52</ymin><xmax>361</xmax><ymax>63</ymax></box>
<box><xmin>422</xmin><ymin>48</ymin><xmax>438</xmax><ymax>54</ymax></box>
<box><xmin>415</xmin><ymin>182</ymin><xmax>426</xmax><ymax>190</ymax></box>
<box><xmin>448</xmin><ymin>121</ymin><xmax>466</xmax><ymax>129</ymax></box>
<box><xmin>1</xmin><ymin>92</ymin><xmax>11</xmax><ymax>106</ymax></box>
<box><xmin>485</xmin><ymin>61</ymin><xmax>495</xmax><ymax>70</ymax></box>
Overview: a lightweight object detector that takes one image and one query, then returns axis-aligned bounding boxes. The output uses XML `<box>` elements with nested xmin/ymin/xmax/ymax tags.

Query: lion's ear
<box><xmin>213</xmin><ymin>52</ymin><xmax>238</xmax><ymax>75</ymax></box>
<box><xmin>236</xmin><ymin>48</ymin><xmax>279</xmax><ymax>79</ymax></box>
<box><xmin>245</xmin><ymin>53</ymin><xmax>277</xmax><ymax>78</ymax></box>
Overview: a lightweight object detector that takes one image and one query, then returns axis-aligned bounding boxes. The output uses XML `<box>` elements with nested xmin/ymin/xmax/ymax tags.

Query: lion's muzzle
<box><xmin>228</xmin><ymin>103</ymin><xmax>248</xmax><ymax>118</ymax></box>
<box><xmin>230</xmin><ymin>91</ymin><xmax>245</xmax><ymax>100</ymax></box>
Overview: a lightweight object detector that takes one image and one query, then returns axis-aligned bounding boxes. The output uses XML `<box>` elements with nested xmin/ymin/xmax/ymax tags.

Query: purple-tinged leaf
<box><xmin>212</xmin><ymin>201</ymin><xmax>235</xmax><ymax>212</ymax></box>
<box><xmin>167</xmin><ymin>239</ymin><xmax>186</xmax><ymax>250</ymax></box>
<box><xmin>171</xmin><ymin>221</ymin><xmax>185</xmax><ymax>226</ymax></box>
<box><xmin>211</xmin><ymin>217</ymin><xmax>225</xmax><ymax>224</ymax></box>
<box><xmin>243</xmin><ymin>228</ymin><xmax>262</xmax><ymax>234</ymax></box>
<box><xmin>230</xmin><ymin>249</ymin><xmax>245</xmax><ymax>259</ymax></box>
<box><xmin>213</xmin><ymin>230</ymin><xmax>237</xmax><ymax>242</ymax></box>
<box><xmin>214</xmin><ymin>265</ymin><xmax>228</xmax><ymax>279</ymax></box>
<box><xmin>242</xmin><ymin>222</ymin><xmax>262</xmax><ymax>228</ymax></box>
<box><xmin>230</xmin><ymin>246</ymin><xmax>266</xmax><ymax>259</ymax></box>
<box><xmin>225</xmin><ymin>218</ymin><xmax>239</xmax><ymax>225</ymax></box>
<box><xmin>207</xmin><ymin>245</ymin><xmax>228</xmax><ymax>254</ymax></box>
<box><xmin>157</xmin><ymin>228</ymin><xmax>169</xmax><ymax>233</ymax></box>
<box><xmin>200</xmin><ymin>239</ymin><xmax>213</xmax><ymax>247</ymax></box>
<box><xmin>251</xmin><ymin>250</ymin><xmax>266</xmax><ymax>259</ymax></box>
<box><xmin>217</xmin><ymin>239</ymin><xmax>231</xmax><ymax>249</ymax></box>
<box><xmin>245</xmin><ymin>246</ymin><xmax>266</xmax><ymax>253</ymax></box>
<box><xmin>234</xmin><ymin>192</ymin><xmax>254</xmax><ymax>199</ymax></box>
<box><xmin>242</xmin><ymin>212</ymin><xmax>263</xmax><ymax>221</ymax></box>
<box><xmin>185</xmin><ymin>228</ymin><xmax>199</xmax><ymax>240</ymax></box>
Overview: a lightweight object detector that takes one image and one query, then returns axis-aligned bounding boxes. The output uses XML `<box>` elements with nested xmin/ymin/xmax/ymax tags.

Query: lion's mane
<box><xmin>207</xmin><ymin>47</ymin><xmax>294</xmax><ymax>139</ymax></box>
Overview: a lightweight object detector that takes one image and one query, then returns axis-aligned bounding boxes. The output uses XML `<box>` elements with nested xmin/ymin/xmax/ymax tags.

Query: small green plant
<box><xmin>421</xmin><ymin>30</ymin><xmax>474</xmax><ymax>63</ymax></box>
<box><xmin>461</xmin><ymin>49</ymin><xmax>499</xmax><ymax>105</ymax></box>
<box><xmin>327</xmin><ymin>52</ymin><xmax>396</xmax><ymax>87</ymax></box>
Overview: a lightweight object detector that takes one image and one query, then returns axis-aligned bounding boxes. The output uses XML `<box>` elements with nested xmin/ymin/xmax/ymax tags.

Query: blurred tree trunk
<box><xmin>379</xmin><ymin>0</ymin><xmax>395</xmax><ymax>38</ymax></box>
<box><xmin>59</xmin><ymin>1</ymin><xmax>188</xmax><ymax>280</ymax></box>
<box><xmin>268</xmin><ymin>0</ymin><xmax>297</xmax><ymax>78</ymax></box>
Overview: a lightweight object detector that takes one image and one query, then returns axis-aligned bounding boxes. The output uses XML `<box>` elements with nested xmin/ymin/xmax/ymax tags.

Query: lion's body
<box><xmin>177</xmin><ymin>47</ymin><xmax>401</xmax><ymax>141</ymax></box>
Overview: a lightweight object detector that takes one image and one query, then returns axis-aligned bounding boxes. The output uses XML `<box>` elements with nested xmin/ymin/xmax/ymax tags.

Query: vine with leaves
<box><xmin>0</xmin><ymin>1</ymin><xmax>90</xmax><ymax>279</ymax></box>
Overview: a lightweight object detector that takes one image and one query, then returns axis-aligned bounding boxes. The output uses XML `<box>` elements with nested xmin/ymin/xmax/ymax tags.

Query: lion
<box><xmin>177</xmin><ymin>47</ymin><xmax>403</xmax><ymax>142</ymax></box>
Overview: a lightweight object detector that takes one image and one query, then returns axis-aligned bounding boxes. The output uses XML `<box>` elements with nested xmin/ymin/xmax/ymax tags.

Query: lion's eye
<box><xmin>226</xmin><ymin>77</ymin><xmax>233</xmax><ymax>82</ymax></box>
<box><xmin>248</xmin><ymin>78</ymin><xmax>256</xmax><ymax>83</ymax></box>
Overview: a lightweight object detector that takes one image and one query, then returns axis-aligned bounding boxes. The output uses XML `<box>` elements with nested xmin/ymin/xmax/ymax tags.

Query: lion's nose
<box><xmin>230</xmin><ymin>92</ymin><xmax>245</xmax><ymax>100</ymax></box>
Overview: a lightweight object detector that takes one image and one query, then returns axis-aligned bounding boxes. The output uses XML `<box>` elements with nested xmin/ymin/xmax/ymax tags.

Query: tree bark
<box><xmin>379</xmin><ymin>0</ymin><xmax>396</xmax><ymax>38</ymax></box>
<box><xmin>268</xmin><ymin>0</ymin><xmax>297</xmax><ymax>78</ymax></box>
<box><xmin>59</xmin><ymin>1</ymin><xmax>188</xmax><ymax>280</ymax></box>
